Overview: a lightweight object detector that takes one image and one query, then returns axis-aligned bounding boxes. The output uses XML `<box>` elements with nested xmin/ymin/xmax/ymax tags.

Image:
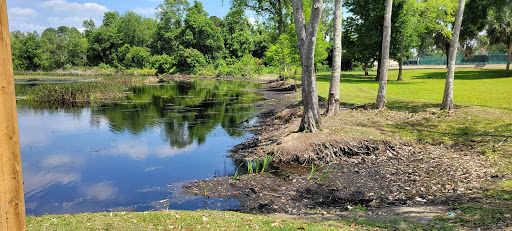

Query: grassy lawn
<box><xmin>27</xmin><ymin>210</ymin><xmax>458</xmax><ymax>231</ymax></box>
<box><xmin>316</xmin><ymin>68</ymin><xmax>512</xmax><ymax>110</ymax></box>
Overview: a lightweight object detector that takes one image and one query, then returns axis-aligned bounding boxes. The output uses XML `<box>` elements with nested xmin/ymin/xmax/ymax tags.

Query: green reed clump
<box><xmin>246</xmin><ymin>154</ymin><xmax>273</xmax><ymax>175</ymax></box>
<box><xmin>23</xmin><ymin>77</ymin><xmax>146</xmax><ymax>104</ymax></box>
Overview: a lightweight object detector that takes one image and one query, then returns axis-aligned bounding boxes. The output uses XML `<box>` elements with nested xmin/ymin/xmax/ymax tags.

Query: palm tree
<box><xmin>488</xmin><ymin>4</ymin><xmax>512</xmax><ymax>77</ymax></box>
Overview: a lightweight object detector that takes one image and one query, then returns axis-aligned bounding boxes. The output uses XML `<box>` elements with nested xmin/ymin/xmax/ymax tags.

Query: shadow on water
<box><xmin>15</xmin><ymin>79</ymin><xmax>262</xmax><ymax>215</ymax></box>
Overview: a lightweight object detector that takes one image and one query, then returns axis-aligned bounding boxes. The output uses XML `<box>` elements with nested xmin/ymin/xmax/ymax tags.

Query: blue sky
<box><xmin>6</xmin><ymin>0</ymin><xmax>233</xmax><ymax>32</ymax></box>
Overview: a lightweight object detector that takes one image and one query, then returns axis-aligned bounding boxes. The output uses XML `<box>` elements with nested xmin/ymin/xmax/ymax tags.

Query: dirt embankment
<box><xmin>183</xmin><ymin>79</ymin><xmax>507</xmax><ymax>222</ymax></box>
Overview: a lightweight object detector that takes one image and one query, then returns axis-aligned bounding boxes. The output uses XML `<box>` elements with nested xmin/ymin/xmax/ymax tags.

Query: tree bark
<box><xmin>375</xmin><ymin>0</ymin><xmax>393</xmax><ymax>109</ymax></box>
<box><xmin>397</xmin><ymin>33</ymin><xmax>404</xmax><ymax>81</ymax></box>
<box><xmin>0</xmin><ymin>0</ymin><xmax>27</xmax><ymax>230</ymax></box>
<box><xmin>291</xmin><ymin>0</ymin><xmax>323</xmax><ymax>132</ymax></box>
<box><xmin>325</xmin><ymin>0</ymin><xmax>342</xmax><ymax>116</ymax></box>
<box><xmin>441</xmin><ymin>0</ymin><xmax>465</xmax><ymax>111</ymax></box>
<box><xmin>507</xmin><ymin>42</ymin><xmax>511</xmax><ymax>77</ymax></box>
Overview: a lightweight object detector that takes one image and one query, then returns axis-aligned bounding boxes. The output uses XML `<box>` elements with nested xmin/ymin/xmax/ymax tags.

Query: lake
<box><xmin>15</xmin><ymin>79</ymin><xmax>261</xmax><ymax>215</ymax></box>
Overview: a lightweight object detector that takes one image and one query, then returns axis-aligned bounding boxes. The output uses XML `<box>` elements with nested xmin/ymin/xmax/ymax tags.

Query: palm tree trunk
<box><xmin>441</xmin><ymin>0</ymin><xmax>465</xmax><ymax>111</ymax></box>
<box><xmin>375</xmin><ymin>0</ymin><xmax>393</xmax><ymax>109</ymax></box>
<box><xmin>325</xmin><ymin>0</ymin><xmax>342</xmax><ymax>116</ymax></box>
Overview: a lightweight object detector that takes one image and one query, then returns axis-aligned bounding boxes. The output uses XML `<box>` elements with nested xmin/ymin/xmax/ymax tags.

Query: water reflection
<box><xmin>16</xmin><ymin>80</ymin><xmax>260</xmax><ymax>215</ymax></box>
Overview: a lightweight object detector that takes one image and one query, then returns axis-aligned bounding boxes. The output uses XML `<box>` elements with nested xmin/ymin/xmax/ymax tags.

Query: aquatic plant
<box><xmin>247</xmin><ymin>159</ymin><xmax>254</xmax><ymax>174</ymax></box>
<box><xmin>260</xmin><ymin>154</ymin><xmax>273</xmax><ymax>174</ymax></box>
<box><xmin>22</xmin><ymin>76</ymin><xmax>146</xmax><ymax>104</ymax></box>
<box><xmin>308</xmin><ymin>164</ymin><xmax>319</xmax><ymax>180</ymax></box>
<box><xmin>315</xmin><ymin>164</ymin><xmax>331</xmax><ymax>183</ymax></box>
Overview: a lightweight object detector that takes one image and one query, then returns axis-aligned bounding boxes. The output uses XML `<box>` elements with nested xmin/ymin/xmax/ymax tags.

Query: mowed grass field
<box><xmin>316</xmin><ymin>68</ymin><xmax>512</xmax><ymax>110</ymax></box>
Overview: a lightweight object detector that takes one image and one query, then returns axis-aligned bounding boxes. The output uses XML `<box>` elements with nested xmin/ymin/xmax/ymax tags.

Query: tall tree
<box><xmin>181</xmin><ymin>1</ymin><xmax>225</xmax><ymax>60</ymax></box>
<box><xmin>375</xmin><ymin>0</ymin><xmax>393</xmax><ymax>109</ymax></box>
<box><xmin>232</xmin><ymin>0</ymin><xmax>291</xmax><ymax>35</ymax></box>
<box><xmin>488</xmin><ymin>4</ymin><xmax>512</xmax><ymax>76</ymax></box>
<box><xmin>291</xmin><ymin>0</ymin><xmax>324</xmax><ymax>132</ymax></box>
<box><xmin>152</xmin><ymin>0</ymin><xmax>190</xmax><ymax>56</ymax></box>
<box><xmin>325</xmin><ymin>0</ymin><xmax>342</xmax><ymax>115</ymax></box>
<box><xmin>441</xmin><ymin>0</ymin><xmax>466</xmax><ymax>111</ymax></box>
<box><xmin>223</xmin><ymin>8</ymin><xmax>254</xmax><ymax>58</ymax></box>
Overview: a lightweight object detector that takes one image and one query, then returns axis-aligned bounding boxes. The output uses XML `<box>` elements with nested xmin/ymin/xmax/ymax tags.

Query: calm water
<box><xmin>15</xmin><ymin>80</ymin><xmax>261</xmax><ymax>215</ymax></box>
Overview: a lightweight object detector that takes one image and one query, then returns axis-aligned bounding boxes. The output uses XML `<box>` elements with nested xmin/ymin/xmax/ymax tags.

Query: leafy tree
<box><xmin>223</xmin><ymin>8</ymin><xmax>253</xmax><ymax>59</ymax></box>
<box><xmin>232</xmin><ymin>0</ymin><xmax>291</xmax><ymax>35</ymax></box>
<box><xmin>82</xmin><ymin>19</ymin><xmax>96</xmax><ymax>39</ymax></box>
<box><xmin>345</xmin><ymin>0</ymin><xmax>402</xmax><ymax>80</ymax></box>
<box><xmin>114</xmin><ymin>11</ymin><xmax>157</xmax><ymax>48</ymax></box>
<box><xmin>265</xmin><ymin>34</ymin><xmax>297</xmax><ymax>72</ymax></box>
<box><xmin>10</xmin><ymin>31</ymin><xmax>26</xmax><ymax>70</ymax></box>
<box><xmin>19</xmin><ymin>32</ymin><xmax>43</xmax><ymax>70</ymax></box>
<box><xmin>181</xmin><ymin>1</ymin><xmax>225</xmax><ymax>60</ymax></box>
<box><xmin>153</xmin><ymin>0</ymin><xmax>190</xmax><ymax>56</ymax></box>
<box><xmin>488</xmin><ymin>3</ymin><xmax>512</xmax><ymax>76</ymax></box>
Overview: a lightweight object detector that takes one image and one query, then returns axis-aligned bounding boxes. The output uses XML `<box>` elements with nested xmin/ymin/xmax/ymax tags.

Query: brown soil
<box><xmin>182</xmin><ymin>79</ymin><xmax>508</xmax><ymax>223</ymax></box>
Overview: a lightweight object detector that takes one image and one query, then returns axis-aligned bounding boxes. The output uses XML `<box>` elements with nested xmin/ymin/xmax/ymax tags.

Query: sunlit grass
<box><xmin>316</xmin><ymin>68</ymin><xmax>512</xmax><ymax>110</ymax></box>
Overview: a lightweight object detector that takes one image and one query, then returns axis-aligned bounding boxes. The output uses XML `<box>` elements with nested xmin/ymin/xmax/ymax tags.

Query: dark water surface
<box><xmin>15</xmin><ymin>80</ymin><xmax>261</xmax><ymax>215</ymax></box>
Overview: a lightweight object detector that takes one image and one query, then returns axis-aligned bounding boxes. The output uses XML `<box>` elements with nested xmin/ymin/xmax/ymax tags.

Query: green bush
<box><xmin>171</xmin><ymin>47</ymin><xmax>206</xmax><ymax>74</ymax></box>
<box><xmin>149</xmin><ymin>55</ymin><xmax>173</xmax><ymax>75</ymax></box>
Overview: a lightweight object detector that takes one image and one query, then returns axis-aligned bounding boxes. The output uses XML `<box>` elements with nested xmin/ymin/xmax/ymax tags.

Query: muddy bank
<box><xmin>182</xmin><ymin>80</ymin><xmax>507</xmax><ymax>216</ymax></box>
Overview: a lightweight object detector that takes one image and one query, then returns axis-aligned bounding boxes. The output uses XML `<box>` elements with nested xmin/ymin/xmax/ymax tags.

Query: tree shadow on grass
<box><xmin>414</xmin><ymin>69</ymin><xmax>510</xmax><ymax>80</ymax></box>
<box><xmin>317</xmin><ymin>72</ymin><xmax>376</xmax><ymax>84</ymax></box>
<box><xmin>385</xmin><ymin>101</ymin><xmax>446</xmax><ymax>113</ymax></box>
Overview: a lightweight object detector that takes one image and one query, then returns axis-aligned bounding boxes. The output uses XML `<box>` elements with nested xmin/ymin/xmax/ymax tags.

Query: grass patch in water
<box><xmin>22</xmin><ymin>76</ymin><xmax>147</xmax><ymax>103</ymax></box>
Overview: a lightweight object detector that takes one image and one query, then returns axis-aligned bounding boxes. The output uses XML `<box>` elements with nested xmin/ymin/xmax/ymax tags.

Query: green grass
<box><xmin>26</xmin><ymin>210</ymin><xmax>459</xmax><ymax>230</ymax></box>
<box><xmin>316</xmin><ymin>68</ymin><xmax>512</xmax><ymax>110</ymax></box>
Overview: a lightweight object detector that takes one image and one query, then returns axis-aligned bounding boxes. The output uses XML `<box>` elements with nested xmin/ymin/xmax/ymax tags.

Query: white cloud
<box><xmin>11</xmin><ymin>23</ymin><xmax>45</xmax><ymax>32</ymax></box>
<box><xmin>48</xmin><ymin>16</ymin><xmax>90</xmax><ymax>26</ymax></box>
<box><xmin>9</xmin><ymin>7</ymin><xmax>38</xmax><ymax>18</ymax></box>
<box><xmin>41</xmin><ymin>0</ymin><xmax>108</xmax><ymax>17</ymax></box>
<box><xmin>134</xmin><ymin>7</ymin><xmax>157</xmax><ymax>15</ymax></box>
<box><xmin>23</xmin><ymin>169</ymin><xmax>80</xmax><ymax>197</ymax></box>
<box><xmin>80</xmin><ymin>182</ymin><xmax>119</xmax><ymax>200</ymax></box>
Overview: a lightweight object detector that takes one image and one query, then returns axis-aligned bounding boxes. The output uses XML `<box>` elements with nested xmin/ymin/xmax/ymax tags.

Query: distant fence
<box><xmin>404</xmin><ymin>53</ymin><xmax>508</xmax><ymax>65</ymax></box>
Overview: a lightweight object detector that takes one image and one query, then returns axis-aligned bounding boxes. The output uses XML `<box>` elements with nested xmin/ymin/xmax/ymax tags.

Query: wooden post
<box><xmin>0</xmin><ymin>0</ymin><xmax>27</xmax><ymax>230</ymax></box>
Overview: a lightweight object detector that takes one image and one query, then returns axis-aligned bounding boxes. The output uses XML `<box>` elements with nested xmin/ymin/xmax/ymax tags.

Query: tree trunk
<box><xmin>375</xmin><ymin>58</ymin><xmax>381</xmax><ymax>81</ymax></box>
<box><xmin>441</xmin><ymin>0</ymin><xmax>465</xmax><ymax>111</ymax></box>
<box><xmin>375</xmin><ymin>0</ymin><xmax>393</xmax><ymax>109</ymax></box>
<box><xmin>397</xmin><ymin>33</ymin><xmax>404</xmax><ymax>81</ymax></box>
<box><xmin>291</xmin><ymin>0</ymin><xmax>323</xmax><ymax>132</ymax></box>
<box><xmin>0</xmin><ymin>0</ymin><xmax>27</xmax><ymax>229</ymax></box>
<box><xmin>325</xmin><ymin>0</ymin><xmax>342</xmax><ymax>116</ymax></box>
<box><xmin>507</xmin><ymin>42</ymin><xmax>511</xmax><ymax>77</ymax></box>
<box><xmin>445</xmin><ymin>43</ymin><xmax>450</xmax><ymax>68</ymax></box>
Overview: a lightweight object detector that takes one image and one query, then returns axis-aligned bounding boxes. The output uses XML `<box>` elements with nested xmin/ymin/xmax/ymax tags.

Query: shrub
<box><xmin>149</xmin><ymin>55</ymin><xmax>173</xmax><ymax>75</ymax></box>
<box><xmin>171</xmin><ymin>47</ymin><xmax>206</xmax><ymax>74</ymax></box>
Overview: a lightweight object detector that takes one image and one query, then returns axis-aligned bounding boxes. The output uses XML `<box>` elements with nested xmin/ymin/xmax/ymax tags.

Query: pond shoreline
<box><xmin>182</xmin><ymin>77</ymin><xmax>511</xmax><ymax>228</ymax></box>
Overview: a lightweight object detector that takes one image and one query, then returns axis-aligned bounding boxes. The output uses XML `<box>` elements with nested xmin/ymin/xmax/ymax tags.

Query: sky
<box><xmin>6</xmin><ymin>0</ymin><xmax>233</xmax><ymax>32</ymax></box>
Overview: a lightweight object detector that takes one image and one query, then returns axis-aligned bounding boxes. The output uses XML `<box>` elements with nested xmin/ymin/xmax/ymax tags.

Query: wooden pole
<box><xmin>0</xmin><ymin>0</ymin><xmax>27</xmax><ymax>230</ymax></box>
